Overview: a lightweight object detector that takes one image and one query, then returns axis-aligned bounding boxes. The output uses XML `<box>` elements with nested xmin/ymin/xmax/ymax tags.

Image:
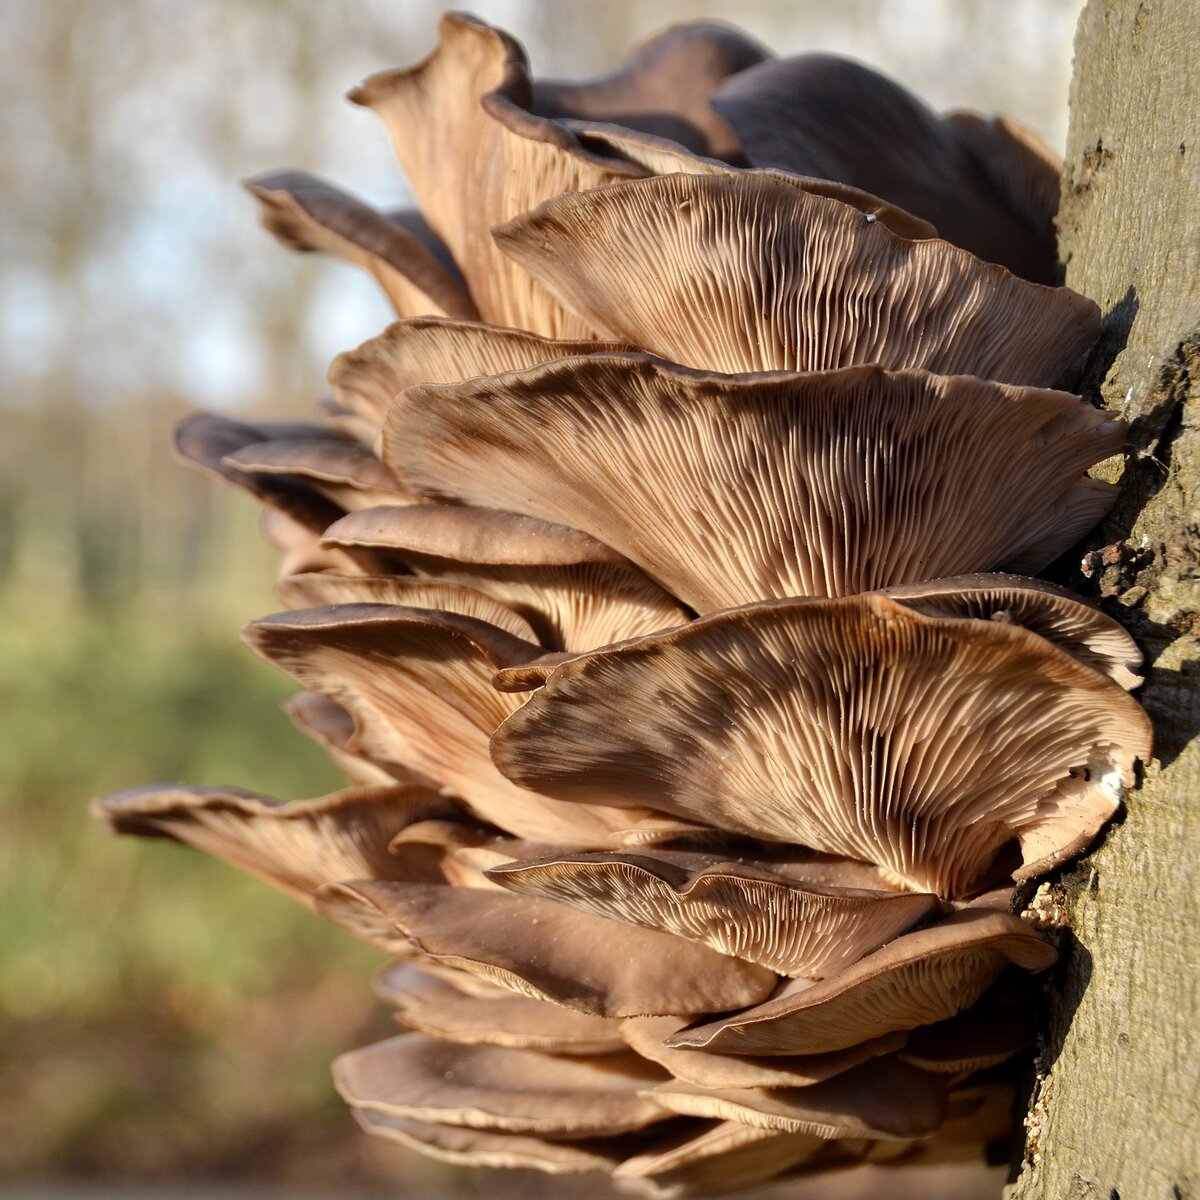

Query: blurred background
<box><xmin>1</xmin><ymin>0</ymin><xmax>1084</xmax><ymax>1195</ymax></box>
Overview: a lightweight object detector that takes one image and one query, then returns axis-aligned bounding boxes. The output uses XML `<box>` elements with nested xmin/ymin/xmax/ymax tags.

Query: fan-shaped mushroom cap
<box><xmin>486</xmin><ymin>852</ymin><xmax>937</xmax><ymax>977</ymax></box>
<box><xmin>173</xmin><ymin>412</ymin><xmax>345</xmax><ymax>532</ymax></box>
<box><xmin>668</xmin><ymin>908</ymin><xmax>1055</xmax><ymax>1056</ymax></box>
<box><xmin>352</xmin><ymin>1107</ymin><xmax>630</xmax><ymax>1174</ymax></box>
<box><xmin>90</xmin><ymin>782</ymin><xmax>453</xmax><ymax>903</ymax></box>
<box><xmin>281</xmin><ymin>691</ymin><xmax>400</xmax><ymax>787</ymax></box>
<box><xmin>323</xmin><ymin>504</ymin><xmax>689</xmax><ymax>650</ymax></box>
<box><xmin>223</xmin><ymin>436</ymin><xmax>406</xmax><ymax>510</ymax></box>
<box><xmin>566</xmin><ymin>121</ymin><xmax>938</xmax><ymax>242</ymax></box>
<box><xmin>613</xmin><ymin>1121</ymin><xmax>826</xmax><ymax>1198</ymax></box>
<box><xmin>531</xmin><ymin>22</ymin><xmax>767</xmax><ymax>160</ymax></box>
<box><xmin>388</xmin><ymin>356</ymin><xmax>1123</xmax><ymax>610</ymax></box>
<box><xmin>882</xmin><ymin>573</ymin><xmax>1143</xmax><ymax>689</ymax></box>
<box><xmin>377</xmin><ymin>963</ymin><xmax>625</xmax><ymax>1054</ymax></box>
<box><xmin>707</xmin><ymin>55</ymin><xmax>1060</xmax><ymax>282</ymax></box>
<box><xmin>334</xmin><ymin>1034</ymin><xmax>670</xmax><ymax>1135</ymax></box>
<box><xmin>619</xmin><ymin>1016</ymin><xmax>904</xmax><ymax>1088</ymax></box>
<box><xmin>244</xmin><ymin>604</ymin><xmax>671</xmax><ymax>847</ymax></box>
<box><xmin>276</xmin><ymin>572</ymin><xmax>540</xmax><ymax>643</ymax></box>
<box><xmin>262</xmin><ymin>509</ymin><xmax>361</xmax><ymax>582</ymax></box>
<box><xmin>493</xmin><ymin>172</ymin><xmax>1100</xmax><ymax>384</ymax></box>
<box><xmin>316</xmin><ymin>880</ymin><xmax>778</xmax><ymax>1017</ymax></box>
<box><xmin>349</xmin><ymin>12</ymin><xmax>646</xmax><ymax>337</ymax></box>
<box><xmin>491</xmin><ymin>595</ymin><xmax>1150</xmax><ymax>895</ymax></box>
<box><xmin>244</xmin><ymin>171</ymin><xmax>478</xmax><ymax>318</ymax></box>
<box><xmin>897</xmin><ymin>999</ymin><xmax>1035</xmax><ymax>1075</ymax></box>
<box><xmin>329</xmin><ymin>315</ymin><xmax>630</xmax><ymax>428</ymax></box>
<box><xmin>645</xmin><ymin>1057</ymin><xmax>947</xmax><ymax>1140</ymax></box>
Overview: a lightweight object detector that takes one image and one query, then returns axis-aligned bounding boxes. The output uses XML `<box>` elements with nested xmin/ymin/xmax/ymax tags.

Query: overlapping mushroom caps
<box><xmin>94</xmin><ymin>13</ymin><xmax>1153</xmax><ymax>1197</ymax></box>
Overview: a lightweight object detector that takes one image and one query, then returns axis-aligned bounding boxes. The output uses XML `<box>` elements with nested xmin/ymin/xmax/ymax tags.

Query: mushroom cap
<box><xmin>244</xmin><ymin>171</ymin><xmax>477</xmax><ymax>318</ymax></box>
<box><xmin>90</xmin><ymin>782</ymin><xmax>453</xmax><ymax>903</ymax></box>
<box><xmin>376</xmin><ymin>963</ymin><xmax>626</xmax><ymax>1054</ymax></box>
<box><xmin>493</xmin><ymin>171</ymin><xmax>1100</xmax><ymax>384</ymax></box>
<box><xmin>329</xmin><ymin>315</ymin><xmax>630</xmax><ymax>428</ymax></box>
<box><xmin>612</xmin><ymin>1121</ymin><xmax>826</xmax><ymax>1198</ymax></box>
<box><xmin>315</xmin><ymin>879</ymin><xmax>778</xmax><ymax>1017</ymax></box>
<box><xmin>530</xmin><ymin>21</ymin><xmax>769</xmax><ymax>161</ymax></box>
<box><xmin>486</xmin><ymin>851</ymin><xmax>938</xmax><ymax>977</ymax></box>
<box><xmin>619</xmin><ymin>1015</ymin><xmax>905</xmax><ymax>1088</ymax></box>
<box><xmin>243</xmin><ymin>603</ymin><xmax>669</xmax><ymax>847</ymax></box>
<box><xmin>667</xmin><ymin>908</ymin><xmax>1056</xmax><ymax>1055</ymax></box>
<box><xmin>349</xmin><ymin>12</ymin><xmax>645</xmax><ymax>337</ymax></box>
<box><xmin>643</xmin><ymin>1056</ymin><xmax>948</xmax><ymax>1140</ymax></box>
<box><xmin>707</xmin><ymin>54</ymin><xmax>1061</xmax><ymax>281</ymax></box>
<box><xmin>352</xmin><ymin>1106</ymin><xmax>630</xmax><ymax>1174</ymax></box>
<box><xmin>275</xmin><ymin>573</ymin><xmax>542</xmax><ymax>644</ymax></box>
<box><xmin>323</xmin><ymin>504</ymin><xmax>689</xmax><ymax>651</ymax></box>
<box><xmin>387</xmin><ymin>354</ymin><xmax>1124</xmax><ymax>610</ymax></box>
<box><xmin>333</xmin><ymin>1033</ymin><xmax>670</xmax><ymax>1134</ymax></box>
<box><xmin>491</xmin><ymin>593</ymin><xmax>1152</xmax><ymax>895</ymax></box>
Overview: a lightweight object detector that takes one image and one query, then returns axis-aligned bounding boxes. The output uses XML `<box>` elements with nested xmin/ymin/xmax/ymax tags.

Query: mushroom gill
<box><xmin>93</xmin><ymin>12</ymin><xmax>1151</xmax><ymax>1197</ymax></box>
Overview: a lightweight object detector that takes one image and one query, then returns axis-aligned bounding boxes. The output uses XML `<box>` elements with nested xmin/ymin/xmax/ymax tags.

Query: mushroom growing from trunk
<box><xmin>93</xmin><ymin>12</ymin><xmax>1151</xmax><ymax>1196</ymax></box>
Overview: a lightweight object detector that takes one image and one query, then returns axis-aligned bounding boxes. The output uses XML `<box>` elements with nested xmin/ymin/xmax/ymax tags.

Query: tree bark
<box><xmin>1007</xmin><ymin>2</ymin><xmax>1199</xmax><ymax>1197</ymax></box>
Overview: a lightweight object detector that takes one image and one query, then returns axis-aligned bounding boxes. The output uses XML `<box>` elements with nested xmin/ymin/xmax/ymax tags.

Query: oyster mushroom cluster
<box><xmin>95</xmin><ymin>15</ymin><xmax>1153</xmax><ymax>1197</ymax></box>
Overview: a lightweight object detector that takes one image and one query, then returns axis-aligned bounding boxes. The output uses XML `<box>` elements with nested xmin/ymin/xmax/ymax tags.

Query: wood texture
<box><xmin>1008</xmin><ymin>1</ymin><xmax>1199</xmax><ymax>1197</ymax></box>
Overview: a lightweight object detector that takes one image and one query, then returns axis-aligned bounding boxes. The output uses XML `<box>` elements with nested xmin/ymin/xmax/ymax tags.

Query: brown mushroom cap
<box><xmin>387</xmin><ymin>355</ymin><xmax>1124</xmax><ymax>610</ymax></box>
<box><xmin>276</xmin><ymin>572</ymin><xmax>541</xmax><ymax>644</ymax></box>
<box><xmin>667</xmin><ymin>908</ymin><xmax>1055</xmax><ymax>1056</ymax></box>
<box><xmin>531</xmin><ymin>22</ymin><xmax>768</xmax><ymax>161</ymax></box>
<box><xmin>173</xmin><ymin>412</ymin><xmax>345</xmax><ymax>532</ymax></box>
<box><xmin>349</xmin><ymin>12</ymin><xmax>645</xmax><ymax>337</ymax></box>
<box><xmin>613</xmin><ymin>1120</ymin><xmax>826</xmax><ymax>1197</ymax></box>
<box><xmin>329</xmin><ymin>315</ymin><xmax>630</xmax><ymax>428</ymax></box>
<box><xmin>490</xmin><ymin>594</ymin><xmax>1151</xmax><ymax>895</ymax></box>
<box><xmin>244</xmin><ymin>171</ymin><xmax>478</xmax><ymax>318</ymax></box>
<box><xmin>222</xmin><ymin>436</ymin><xmax>406</xmax><ymax>510</ymax></box>
<box><xmin>493</xmin><ymin>172</ymin><xmax>1100</xmax><ymax>384</ymax></box>
<box><xmin>352</xmin><ymin>1106</ymin><xmax>630</xmax><ymax>1174</ymax></box>
<box><xmin>376</xmin><ymin>963</ymin><xmax>626</xmax><ymax>1054</ymax></box>
<box><xmin>333</xmin><ymin>1033</ymin><xmax>670</xmax><ymax>1134</ymax></box>
<box><xmin>90</xmin><ymin>782</ymin><xmax>453</xmax><ymax>903</ymax></box>
<box><xmin>707</xmin><ymin>55</ymin><xmax>1061</xmax><ymax>282</ymax></box>
<box><xmin>486</xmin><ymin>851</ymin><xmax>938</xmax><ymax>977</ymax></box>
<box><xmin>323</xmin><ymin>504</ymin><xmax>690</xmax><ymax>651</ymax></box>
<box><xmin>243</xmin><ymin>603</ymin><xmax>666</xmax><ymax>846</ymax></box>
<box><xmin>644</xmin><ymin>1056</ymin><xmax>947</xmax><ymax>1140</ymax></box>
<box><xmin>897</xmin><ymin>998</ymin><xmax>1036</xmax><ymax>1074</ymax></box>
<box><xmin>882</xmin><ymin>573</ymin><xmax>1143</xmax><ymax>690</ymax></box>
<box><xmin>619</xmin><ymin>1016</ymin><xmax>905</xmax><ymax>1088</ymax></box>
<box><xmin>281</xmin><ymin>691</ymin><xmax>401</xmax><ymax>787</ymax></box>
<box><xmin>565</xmin><ymin>122</ymin><xmax>937</xmax><ymax>241</ymax></box>
<box><xmin>316</xmin><ymin>880</ymin><xmax>778</xmax><ymax>1017</ymax></box>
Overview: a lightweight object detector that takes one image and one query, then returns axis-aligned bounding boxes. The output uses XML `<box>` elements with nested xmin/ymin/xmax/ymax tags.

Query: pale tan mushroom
<box><xmin>349</xmin><ymin>13</ymin><xmax>647</xmax><ymax>337</ymax></box>
<box><xmin>323</xmin><ymin>504</ymin><xmax>689</xmax><ymax>650</ymax></box>
<box><xmin>491</xmin><ymin>594</ymin><xmax>1151</xmax><ymax>894</ymax></box>
<box><xmin>90</xmin><ymin>782</ymin><xmax>454</xmax><ymax>904</ymax></box>
<box><xmin>376</xmin><ymin>963</ymin><xmax>626</xmax><ymax>1054</ymax></box>
<box><xmin>316</xmin><ymin>880</ymin><xmax>778</xmax><ymax>1017</ymax></box>
<box><xmin>708</xmin><ymin>55</ymin><xmax>1061</xmax><ymax>281</ymax></box>
<box><xmin>333</xmin><ymin>1033</ymin><xmax>670</xmax><ymax>1134</ymax></box>
<box><xmin>493</xmin><ymin>172</ymin><xmax>1100</xmax><ymax>384</ymax></box>
<box><xmin>486</xmin><ymin>851</ymin><xmax>938</xmax><ymax>977</ymax></box>
<box><xmin>666</xmin><ymin>908</ymin><xmax>1056</xmax><ymax>1055</ymax></box>
<box><xmin>387</xmin><ymin>355</ymin><xmax>1124</xmax><ymax>610</ymax></box>
<box><xmin>244</xmin><ymin>171</ymin><xmax>478</xmax><ymax>318</ymax></box>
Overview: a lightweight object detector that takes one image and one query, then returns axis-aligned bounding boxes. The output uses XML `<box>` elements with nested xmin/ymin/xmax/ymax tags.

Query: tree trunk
<box><xmin>1007</xmin><ymin>2</ymin><xmax>1199</xmax><ymax>1197</ymax></box>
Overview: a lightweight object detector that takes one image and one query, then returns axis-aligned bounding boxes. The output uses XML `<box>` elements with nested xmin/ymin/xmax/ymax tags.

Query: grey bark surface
<box><xmin>1007</xmin><ymin>2</ymin><xmax>1199</xmax><ymax>1198</ymax></box>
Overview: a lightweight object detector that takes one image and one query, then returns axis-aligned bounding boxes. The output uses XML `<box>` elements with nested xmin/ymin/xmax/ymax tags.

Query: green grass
<box><xmin>0</xmin><ymin>598</ymin><xmax>403</xmax><ymax>1181</ymax></box>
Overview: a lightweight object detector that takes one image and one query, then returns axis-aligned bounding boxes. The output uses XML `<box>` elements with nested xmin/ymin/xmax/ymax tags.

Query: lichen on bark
<box><xmin>1007</xmin><ymin>1</ymin><xmax>1199</xmax><ymax>1197</ymax></box>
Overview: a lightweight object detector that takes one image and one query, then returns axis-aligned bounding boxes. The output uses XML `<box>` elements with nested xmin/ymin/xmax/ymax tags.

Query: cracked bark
<box><xmin>1006</xmin><ymin>2</ymin><xmax>1199</xmax><ymax>1198</ymax></box>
